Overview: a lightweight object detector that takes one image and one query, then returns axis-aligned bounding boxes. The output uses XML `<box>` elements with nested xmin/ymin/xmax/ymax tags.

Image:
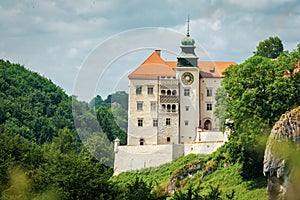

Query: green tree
<box><xmin>84</xmin><ymin>134</ymin><xmax>114</xmax><ymax>166</ymax></box>
<box><xmin>119</xmin><ymin>177</ymin><xmax>156</xmax><ymax>200</ymax></box>
<box><xmin>109</xmin><ymin>91</ymin><xmax>128</xmax><ymax>110</ymax></box>
<box><xmin>96</xmin><ymin>106</ymin><xmax>127</xmax><ymax>144</ymax></box>
<box><xmin>89</xmin><ymin>95</ymin><xmax>109</xmax><ymax>109</ymax></box>
<box><xmin>254</xmin><ymin>36</ymin><xmax>283</xmax><ymax>58</ymax></box>
<box><xmin>38</xmin><ymin>141</ymin><xmax>113</xmax><ymax>200</ymax></box>
<box><xmin>214</xmin><ymin>86</ymin><xmax>228</xmax><ymax>131</ymax></box>
<box><xmin>112</xmin><ymin>105</ymin><xmax>128</xmax><ymax>131</ymax></box>
<box><xmin>215</xmin><ymin>43</ymin><xmax>300</xmax><ymax>179</ymax></box>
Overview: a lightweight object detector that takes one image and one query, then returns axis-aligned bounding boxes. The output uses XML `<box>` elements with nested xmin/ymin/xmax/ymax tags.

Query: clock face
<box><xmin>181</xmin><ymin>72</ymin><xmax>194</xmax><ymax>85</ymax></box>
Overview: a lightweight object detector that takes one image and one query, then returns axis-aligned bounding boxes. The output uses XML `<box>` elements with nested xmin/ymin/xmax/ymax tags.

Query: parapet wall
<box><xmin>184</xmin><ymin>142</ymin><xmax>224</xmax><ymax>155</ymax></box>
<box><xmin>114</xmin><ymin>144</ymin><xmax>184</xmax><ymax>175</ymax></box>
<box><xmin>114</xmin><ymin>131</ymin><xmax>227</xmax><ymax>175</ymax></box>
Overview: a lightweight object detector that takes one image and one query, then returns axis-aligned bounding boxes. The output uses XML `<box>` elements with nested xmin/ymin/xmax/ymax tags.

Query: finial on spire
<box><xmin>187</xmin><ymin>15</ymin><xmax>190</xmax><ymax>37</ymax></box>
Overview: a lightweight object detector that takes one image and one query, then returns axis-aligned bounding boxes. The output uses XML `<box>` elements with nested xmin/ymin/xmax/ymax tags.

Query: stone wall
<box><xmin>184</xmin><ymin>142</ymin><xmax>224</xmax><ymax>155</ymax></box>
<box><xmin>114</xmin><ymin>144</ymin><xmax>184</xmax><ymax>175</ymax></box>
<box><xmin>128</xmin><ymin>78</ymin><xmax>159</xmax><ymax>145</ymax></box>
<box><xmin>184</xmin><ymin>131</ymin><xmax>226</xmax><ymax>155</ymax></box>
<box><xmin>199</xmin><ymin>77</ymin><xmax>222</xmax><ymax>131</ymax></box>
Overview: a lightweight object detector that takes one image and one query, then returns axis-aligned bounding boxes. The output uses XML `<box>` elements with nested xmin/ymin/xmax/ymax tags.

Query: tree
<box><xmin>110</xmin><ymin>91</ymin><xmax>128</xmax><ymax>110</ymax></box>
<box><xmin>89</xmin><ymin>95</ymin><xmax>109</xmax><ymax>110</ymax></box>
<box><xmin>96</xmin><ymin>106</ymin><xmax>127</xmax><ymax>144</ymax></box>
<box><xmin>254</xmin><ymin>36</ymin><xmax>283</xmax><ymax>58</ymax></box>
<box><xmin>119</xmin><ymin>177</ymin><xmax>156</xmax><ymax>200</ymax></box>
<box><xmin>214</xmin><ymin>86</ymin><xmax>227</xmax><ymax>131</ymax></box>
<box><xmin>215</xmin><ymin>43</ymin><xmax>300</xmax><ymax>179</ymax></box>
<box><xmin>111</xmin><ymin>105</ymin><xmax>128</xmax><ymax>131</ymax></box>
<box><xmin>38</xmin><ymin>146</ymin><xmax>113</xmax><ymax>200</ymax></box>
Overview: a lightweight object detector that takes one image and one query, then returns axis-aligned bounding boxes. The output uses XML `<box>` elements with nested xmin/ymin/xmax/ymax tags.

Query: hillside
<box><xmin>0</xmin><ymin>59</ymin><xmax>117</xmax><ymax>199</ymax></box>
<box><xmin>111</xmin><ymin>152</ymin><xmax>267</xmax><ymax>199</ymax></box>
<box><xmin>0</xmin><ymin>59</ymin><xmax>74</xmax><ymax>143</ymax></box>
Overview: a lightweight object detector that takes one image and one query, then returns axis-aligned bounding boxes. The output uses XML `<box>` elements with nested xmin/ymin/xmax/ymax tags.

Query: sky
<box><xmin>1</xmin><ymin>0</ymin><xmax>299</xmax><ymax>101</ymax></box>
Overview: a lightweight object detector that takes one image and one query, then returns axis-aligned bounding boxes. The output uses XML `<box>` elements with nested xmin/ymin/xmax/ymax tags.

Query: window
<box><xmin>185</xmin><ymin>106</ymin><xmax>189</xmax><ymax>111</ymax></box>
<box><xmin>137</xmin><ymin>102</ymin><xmax>143</xmax><ymax>110</ymax></box>
<box><xmin>207</xmin><ymin>103</ymin><xmax>212</xmax><ymax>111</ymax></box>
<box><xmin>167</xmin><ymin>104</ymin><xmax>171</xmax><ymax>112</ymax></box>
<box><xmin>167</xmin><ymin>90</ymin><xmax>171</xmax><ymax>95</ymax></box>
<box><xmin>207</xmin><ymin>89</ymin><xmax>213</xmax><ymax>97</ymax></box>
<box><xmin>147</xmin><ymin>86</ymin><xmax>154</xmax><ymax>95</ymax></box>
<box><xmin>151</xmin><ymin>102</ymin><xmax>157</xmax><ymax>111</ymax></box>
<box><xmin>161</xmin><ymin>90</ymin><xmax>166</xmax><ymax>95</ymax></box>
<box><xmin>172</xmin><ymin>104</ymin><xmax>176</xmax><ymax>112</ymax></box>
<box><xmin>184</xmin><ymin>89</ymin><xmax>190</xmax><ymax>96</ymax></box>
<box><xmin>167</xmin><ymin>137</ymin><xmax>171</xmax><ymax>142</ymax></box>
<box><xmin>166</xmin><ymin>118</ymin><xmax>171</xmax><ymax>125</ymax></box>
<box><xmin>184</xmin><ymin>121</ymin><xmax>189</xmax><ymax>126</ymax></box>
<box><xmin>140</xmin><ymin>138</ymin><xmax>144</xmax><ymax>145</ymax></box>
<box><xmin>138</xmin><ymin>119</ymin><xmax>143</xmax><ymax>127</ymax></box>
<box><xmin>172</xmin><ymin>90</ymin><xmax>177</xmax><ymax>95</ymax></box>
<box><xmin>153</xmin><ymin>119</ymin><xmax>158</xmax><ymax>127</ymax></box>
<box><xmin>136</xmin><ymin>86</ymin><xmax>142</xmax><ymax>94</ymax></box>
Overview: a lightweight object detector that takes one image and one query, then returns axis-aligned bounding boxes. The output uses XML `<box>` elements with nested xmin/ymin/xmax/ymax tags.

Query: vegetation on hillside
<box><xmin>215</xmin><ymin>41</ymin><xmax>300</xmax><ymax>180</ymax></box>
<box><xmin>0</xmin><ymin>59</ymin><xmax>126</xmax><ymax>199</ymax></box>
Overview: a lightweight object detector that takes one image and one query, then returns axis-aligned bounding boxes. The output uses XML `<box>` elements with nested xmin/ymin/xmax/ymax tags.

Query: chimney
<box><xmin>155</xmin><ymin>49</ymin><xmax>161</xmax><ymax>57</ymax></box>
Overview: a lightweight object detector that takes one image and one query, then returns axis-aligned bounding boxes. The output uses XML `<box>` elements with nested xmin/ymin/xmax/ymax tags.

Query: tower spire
<box><xmin>187</xmin><ymin>15</ymin><xmax>190</xmax><ymax>37</ymax></box>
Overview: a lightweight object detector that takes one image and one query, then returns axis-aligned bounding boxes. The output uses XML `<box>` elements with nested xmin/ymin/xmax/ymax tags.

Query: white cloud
<box><xmin>0</xmin><ymin>0</ymin><xmax>299</xmax><ymax>98</ymax></box>
<box><xmin>226</xmin><ymin>0</ymin><xmax>298</xmax><ymax>11</ymax></box>
<box><xmin>67</xmin><ymin>48</ymin><xmax>78</xmax><ymax>58</ymax></box>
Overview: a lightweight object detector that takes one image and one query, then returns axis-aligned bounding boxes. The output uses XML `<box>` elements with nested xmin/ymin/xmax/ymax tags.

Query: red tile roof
<box><xmin>128</xmin><ymin>51</ymin><xmax>236</xmax><ymax>78</ymax></box>
<box><xmin>199</xmin><ymin>61</ymin><xmax>236</xmax><ymax>78</ymax></box>
<box><xmin>128</xmin><ymin>51</ymin><xmax>176</xmax><ymax>77</ymax></box>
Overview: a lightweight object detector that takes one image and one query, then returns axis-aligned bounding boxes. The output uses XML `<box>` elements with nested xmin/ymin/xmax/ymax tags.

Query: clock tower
<box><xmin>175</xmin><ymin>18</ymin><xmax>199</xmax><ymax>143</ymax></box>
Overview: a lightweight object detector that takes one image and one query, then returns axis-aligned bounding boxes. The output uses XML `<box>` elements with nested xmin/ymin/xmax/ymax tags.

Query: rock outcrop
<box><xmin>166</xmin><ymin>161</ymin><xmax>204</xmax><ymax>194</ymax></box>
<box><xmin>263</xmin><ymin>107</ymin><xmax>300</xmax><ymax>200</ymax></box>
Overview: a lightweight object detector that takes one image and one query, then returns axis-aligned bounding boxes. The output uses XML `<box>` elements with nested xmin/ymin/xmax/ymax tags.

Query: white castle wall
<box><xmin>114</xmin><ymin>131</ymin><xmax>227</xmax><ymax>175</ymax></box>
<box><xmin>199</xmin><ymin>77</ymin><xmax>222</xmax><ymax>131</ymax></box>
<box><xmin>184</xmin><ymin>131</ymin><xmax>227</xmax><ymax>155</ymax></box>
<box><xmin>128</xmin><ymin>78</ymin><xmax>159</xmax><ymax>145</ymax></box>
<box><xmin>183</xmin><ymin>142</ymin><xmax>224</xmax><ymax>155</ymax></box>
<box><xmin>114</xmin><ymin>144</ymin><xmax>184</xmax><ymax>175</ymax></box>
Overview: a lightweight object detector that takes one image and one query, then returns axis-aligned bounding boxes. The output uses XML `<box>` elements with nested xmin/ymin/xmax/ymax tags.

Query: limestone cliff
<box><xmin>263</xmin><ymin>106</ymin><xmax>300</xmax><ymax>200</ymax></box>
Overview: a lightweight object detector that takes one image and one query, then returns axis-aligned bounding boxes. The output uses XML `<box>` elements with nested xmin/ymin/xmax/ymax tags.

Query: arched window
<box><xmin>167</xmin><ymin>104</ymin><xmax>171</xmax><ymax>112</ymax></box>
<box><xmin>161</xmin><ymin>90</ymin><xmax>166</xmax><ymax>95</ymax></box>
<box><xmin>172</xmin><ymin>90</ymin><xmax>177</xmax><ymax>95</ymax></box>
<box><xmin>167</xmin><ymin>90</ymin><xmax>171</xmax><ymax>95</ymax></box>
<box><xmin>204</xmin><ymin>120</ymin><xmax>212</xmax><ymax>130</ymax></box>
<box><xmin>172</xmin><ymin>104</ymin><xmax>176</xmax><ymax>112</ymax></box>
<box><xmin>162</xmin><ymin>104</ymin><xmax>166</xmax><ymax>110</ymax></box>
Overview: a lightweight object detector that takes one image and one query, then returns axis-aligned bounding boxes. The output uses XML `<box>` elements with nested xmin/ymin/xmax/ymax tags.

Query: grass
<box><xmin>110</xmin><ymin>153</ymin><xmax>267</xmax><ymax>199</ymax></box>
<box><xmin>181</xmin><ymin>163</ymin><xmax>267</xmax><ymax>200</ymax></box>
<box><xmin>110</xmin><ymin>154</ymin><xmax>201</xmax><ymax>188</ymax></box>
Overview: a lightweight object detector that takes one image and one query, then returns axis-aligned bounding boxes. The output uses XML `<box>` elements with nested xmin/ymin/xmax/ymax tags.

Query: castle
<box><xmin>114</xmin><ymin>25</ymin><xmax>236</xmax><ymax>175</ymax></box>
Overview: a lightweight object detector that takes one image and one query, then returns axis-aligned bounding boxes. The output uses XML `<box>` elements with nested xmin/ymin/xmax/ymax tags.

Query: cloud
<box><xmin>0</xmin><ymin>0</ymin><xmax>299</xmax><ymax>99</ymax></box>
<box><xmin>226</xmin><ymin>0</ymin><xmax>297</xmax><ymax>10</ymax></box>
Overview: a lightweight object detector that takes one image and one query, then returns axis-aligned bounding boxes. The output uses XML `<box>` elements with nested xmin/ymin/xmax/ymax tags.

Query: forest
<box><xmin>0</xmin><ymin>60</ymin><xmax>128</xmax><ymax>199</ymax></box>
<box><xmin>0</xmin><ymin>37</ymin><xmax>299</xmax><ymax>199</ymax></box>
